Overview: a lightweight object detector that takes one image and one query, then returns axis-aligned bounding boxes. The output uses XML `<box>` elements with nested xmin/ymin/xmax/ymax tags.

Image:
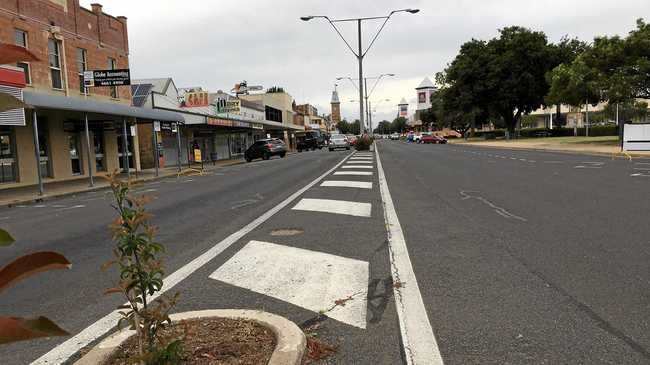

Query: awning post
<box><xmin>122</xmin><ymin>117</ymin><xmax>130</xmax><ymax>178</ymax></box>
<box><xmin>153</xmin><ymin>122</ymin><xmax>159</xmax><ymax>177</ymax></box>
<box><xmin>176</xmin><ymin>123</ymin><xmax>182</xmax><ymax>174</ymax></box>
<box><xmin>84</xmin><ymin>113</ymin><xmax>94</xmax><ymax>187</ymax></box>
<box><xmin>32</xmin><ymin>110</ymin><xmax>44</xmax><ymax>196</ymax></box>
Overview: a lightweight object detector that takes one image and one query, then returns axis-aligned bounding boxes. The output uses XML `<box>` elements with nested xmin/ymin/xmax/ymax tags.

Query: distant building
<box><xmin>330</xmin><ymin>88</ymin><xmax>341</xmax><ymax>124</ymax></box>
<box><xmin>415</xmin><ymin>77</ymin><xmax>436</xmax><ymax>111</ymax></box>
<box><xmin>398</xmin><ymin>98</ymin><xmax>408</xmax><ymax>119</ymax></box>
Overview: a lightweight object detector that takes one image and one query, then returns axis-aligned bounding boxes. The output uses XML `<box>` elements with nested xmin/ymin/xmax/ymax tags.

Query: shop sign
<box><xmin>251</xmin><ymin>123</ymin><xmax>264</xmax><ymax>130</ymax></box>
<box><xmin>84</xmin><ymin>69</ymin><xmax>131</xmax><ymax>87</ymax></box>
<box><xmin>153</xmin><ymin>121</ymin><xmax>161</xmax><ymax>132</ymax></box>
<box><xmin>130</xmin><ymin>125</ymin><xmax>137</xmax><ymax>136</ymax></box>
<box><xmin>225</xmin><ymin>99</ymin><xmax>241</xmax><ymax>114</ymax></box>
<box><xmin>207</xmin><ymin>117</ymin><xmax>233</xmax><ymax>127</ymax></box>
<box><xmin>233</xmin><ymin>121</ymin><xmax>250</xmax><ymax>128</ymax></box>
<box><xmin>193</xmin><ymin>149</ymin><xmax>202</xmax><ymax>162</ymax></box>
<box><xmin>182</xmin><ymin>91</ymin><xmax>209</xmax><ymax>107</ymax></box>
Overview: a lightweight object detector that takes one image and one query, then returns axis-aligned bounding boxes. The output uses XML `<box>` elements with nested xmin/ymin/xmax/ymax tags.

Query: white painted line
<box><xmin>292</xmin><ymin>198</ymin><xmax>371</xmax><ymax>218</ymax></box>
<box><xmin>31</xmin><ymin>153</ymin><xmax>354</xmax><ymax>365</ymax></box>
<box><xmin>334</xmin><ymin>171</ymin><xmax>373</xmax><ymax>176</ymax></box>
<box><xmin>346</xmin><ymin>160</ymin><xmax>373</xmax><ymax>164</ymax></box>
<box><xmin>210</xmin><ymin>241</ymin><xmax>369</xmax><ymax>328</ymax></box>
<box><xmin>375</xmin><ymin>144</ymin><xmax>443</xmax><ymax>365</ymax></box>
<box><xmin>55</xmin><ymin>204</ymin><xmax>86</xmax><ymax>212</ymax></box>
<box><xmin>321</xmin><ymin>180</ymin><xmax>373</xmax><ymax>189</ymax></box>
<box><xmin>633</xmin><ymin>167</ymin><xmax>650</xmax><ymax>171</ymax></box>
<box><xmin>342</xmin><ymin>165</ymin><xmax>373</xmax><ymax>169</ymax></box>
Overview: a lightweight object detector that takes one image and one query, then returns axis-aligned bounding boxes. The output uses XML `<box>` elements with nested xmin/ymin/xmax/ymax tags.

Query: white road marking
<box><xmin>633</xmin><ymin>167</ymin><xmax>650</xmax><ymax>171</ymax></box>
<box><xmin>321</xmin><ymin>180</ymin><xmax>373</xmax><ymax>189</ymax></box>
<box><xmin>31</xmin><ymin>153</ymin><xmax>354</xmax><ymax>365</ymax></box>
<box><xmin>375</xmin><ymin>144</ymin><xmax>443</xmax><ymax>365</ymax></box>
<box><xmin>292</xmin><ymin>198</ymin><xmax>371</xmax><ymax>217</ymax></box>
<box><xmin>0</xmin><ymin>217</ymin><xmax>9</xmax><ymax>221</ymax></box>
<box><xmin>631</xmin><ymin>173</ymin><xmax>650</xmax><ymax>177</ymax></box>
<box><xmin>51</xmin><ymin>204</ymin><xmax>66</xmax><ymax>208</ymax></box>
<box><xmin>55</xmin><ymin>205</ymin><xmax>85</xmax><ymax>212</ymax></box>
<box><xmin>210</xmin><ymin>240</ymin><xmax>369</xmax><ymax>328</ymax></box>
<box><xmin>334</xmin><ymin>171</ymin><xmax>373</xmax><ymax>176</ymax></box>
<box><xmin>543</xmin><ymin>161</ymin><xmax>564</xmax><ymax>164</ymax></box>
<box><xmin>342</xmin><ymin>165</ymin><xmax>373</xmax><ymax>169</ymax></box>
<box><xmin>347</xmin><ymin>160</ymin><xmax>373</xmax><ymax>164</ymax></box>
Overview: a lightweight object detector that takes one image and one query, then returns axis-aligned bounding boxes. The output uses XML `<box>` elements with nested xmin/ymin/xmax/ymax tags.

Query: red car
<box><xmin>421</xmin><ymin>135</ymin><xmax>448</xmax><ymax>144</ymax></box>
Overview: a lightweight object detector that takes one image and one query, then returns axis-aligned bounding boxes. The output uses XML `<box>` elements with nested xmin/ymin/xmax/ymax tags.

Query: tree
<box><xmin>374</xmin><ymin>120</ymin><xmax>392</xmax><ymax>134</ymax></box>
<box><xmin>266</xmin><ymin>86</ymin><xmax>285</xmax><ymax>93</ymax></box>
<box><xmin>350</xmin><ymin>119</ymin><xmax>361</xmax><ymax>135</ymax></box>
<box><xmin>337</xmin><ymin>119</ymin><xmax>351</xmax><ymax>134</ymax></box>
<box><xmin>391</xmin><ymin>117</ymin><xmax>407</xmax><ymax>133</ymax></box>
<box><xmin>546</xmin><ymin>56</ymin><xmax>601</xmax><ymax>110</ymax></box>
<box><xmin>546</xmin><ymin>37</ymin><xmax>590</xmax><ymax>125</ymax></box>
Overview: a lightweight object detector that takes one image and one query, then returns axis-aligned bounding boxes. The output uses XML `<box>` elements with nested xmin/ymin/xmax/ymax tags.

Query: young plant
<box><xmin>0</xmin><ymin>229</ymin><xmax>70</xmax><ymax>344</ymax></box>
<box><xmin>104</xmin><ymin>173</ymin><xmax>180</xmax><ymax>364</ymax></box>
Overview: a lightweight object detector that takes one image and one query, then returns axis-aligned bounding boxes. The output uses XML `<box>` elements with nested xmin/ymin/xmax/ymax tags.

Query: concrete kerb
<box><xmin>74</xmin><ymin>309</ymin><xmax>306</xmax><ymax>365</ymax></box>
<box><xmin>451</xmin><ymin>142</ymin><xmax>650</xmax><ymax>160</ymax></box>
<box><xmin>0</xmin><ymin>160</ymin><xmax>247</xmax><ymax>208</ymax></box>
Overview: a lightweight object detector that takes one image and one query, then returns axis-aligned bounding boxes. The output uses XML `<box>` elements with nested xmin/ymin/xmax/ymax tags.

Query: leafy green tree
<box><xmin>374</xmin><ymin>120</ymin><xmax>392</xmax><ymax>134</ymax></box>
<box><xmin>337</xmin><ymin>119</ymin><xmax>351</xmax><ymax>134</ymax></box>
<box><xmin>391</xmin><ymin>117</ymin><xmax>407</xmax><ymax>133</ymax></box>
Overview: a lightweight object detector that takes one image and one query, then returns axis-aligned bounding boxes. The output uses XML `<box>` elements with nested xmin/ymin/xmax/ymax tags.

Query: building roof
<box><xmin>331</xmin><ymin>90</ymin><xmax>340</xmax><ymax>104</ymax></box>
<box><xmin>415</xmin><ymin>77</ymin><xmax>435</xmax><ymax>90</ymax></box>
<box><xmin>399</xmin><ymin>98</ymin><xmax>408</xmax><ymax>105</ymax></box>
<box><xmin>132</xmin><ymin>78</ymin><xmax>175</xmax><ymax>94</ymax></box>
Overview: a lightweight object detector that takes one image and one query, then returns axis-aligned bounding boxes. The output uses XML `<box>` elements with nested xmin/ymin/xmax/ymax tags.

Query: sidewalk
<box><xmin>450</xmin><ymin>136</ymin><xmax>650</xmax><ymax>159</ymax></box>
<box><xmin>0</xmin><ymin>158</ymin><xmax>245</xmax><ymax>207</ymax></box>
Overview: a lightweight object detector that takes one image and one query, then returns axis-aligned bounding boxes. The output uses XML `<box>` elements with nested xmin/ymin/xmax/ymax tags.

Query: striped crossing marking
<box><xmin>321</xmin><ymin>180</ymin><xmax>373</xmax><ymax>189</ymax></box>
<box><xmin>342</xmin><ymin>165</ymin><xmax>373</xmax><ymax>169</ymax></box>
<box><xmin>292</xmin><ymin>198</ymin><xmax>372</xmax><ymax>217</ymax></box>
<box><xmin>334</xmin><ymin>171</ymin><xmax>373</xmax><ymax>176</ymax></box>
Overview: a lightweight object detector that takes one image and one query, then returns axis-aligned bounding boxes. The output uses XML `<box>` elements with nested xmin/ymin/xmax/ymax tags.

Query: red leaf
<box><xmin>0</xmin><ymin>252</ymin><xmax>71</xmax><ymax>293</ymax></box>
<box><xmin>0</xmin><ymin>316</ymin><xmax>68</xmax><ymax>344</ymax></box>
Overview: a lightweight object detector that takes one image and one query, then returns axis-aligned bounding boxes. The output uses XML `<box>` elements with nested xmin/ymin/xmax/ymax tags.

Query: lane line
<box><xmin>342</xmin><ymin>165</ymin><xmax>373</xmax><ymax>169</ymax></box>
<box><xmin>346</xmin><ymin>160</ymin><xmax>373</xmax><ymax>164</ymax></box>
<box><xmin>321</xmin><ymin>180</ymin><xmax>373</xmax><ymax>189</ymax></box>
<box><xmin>334</xmin><ymin>171</ymin><xmax>373</xmax><ymax>176</ymax></box>
<box><xmin>375</xmin><ymin>144</ymin><xmax>444</xmax><ymax>365</ymax></box>
<box><xmin>292</xmin><ymin>198</ymin><xmax>372</xmax><ymax>217</ymax></box>
<box><xmin>31</xmin><ymin>153</ymin><xmax>354</xmax><ymax>365</ymax></box>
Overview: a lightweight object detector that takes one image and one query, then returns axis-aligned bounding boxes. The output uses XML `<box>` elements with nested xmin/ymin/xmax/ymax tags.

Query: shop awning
<box><xmin>23</xmin><ymin>90</ymin><xmax>185</xmax><ymax>122</ymax></box>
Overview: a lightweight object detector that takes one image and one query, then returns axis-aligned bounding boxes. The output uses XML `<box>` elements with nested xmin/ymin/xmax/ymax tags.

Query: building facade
<box><xmin>330</xmin><ymin>89</ymin><xmax>341</xmax><ymax>124</ymax></box>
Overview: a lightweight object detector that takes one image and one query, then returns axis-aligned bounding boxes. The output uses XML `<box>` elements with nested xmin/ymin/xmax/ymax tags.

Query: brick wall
<box><xmin>0</xmin><ymin>0</ymin><xmax>130</xmax><ymax>101</ymax></box>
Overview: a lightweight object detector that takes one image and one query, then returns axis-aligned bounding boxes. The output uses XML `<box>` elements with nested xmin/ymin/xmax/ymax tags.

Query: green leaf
<box><xmin>0</xmin><ymin>252</ymin><xmax>71</xmax><ymax>293</ymax></box>
<box><xmin>0</xmin><ymin>316</ymin><xmax>68</xmax><ymax>344</ymax></box>
<box><xmin>0</xmin><ymin>229</ymin><xmax>15</xmax><ymax>247</ymax></box>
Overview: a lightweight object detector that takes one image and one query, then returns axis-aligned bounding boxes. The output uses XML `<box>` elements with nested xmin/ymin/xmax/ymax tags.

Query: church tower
<box><xmin>330</xmin><ymin>86</ymin><xmax>341</xmax><ymax>124</ymax></box>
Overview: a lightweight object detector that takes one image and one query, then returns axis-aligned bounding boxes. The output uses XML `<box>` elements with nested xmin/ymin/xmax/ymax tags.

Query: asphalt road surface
<box><xmin>1</xmin><ymin>141</ymin><xmax>649</xmax><ymax>364</ymax></box>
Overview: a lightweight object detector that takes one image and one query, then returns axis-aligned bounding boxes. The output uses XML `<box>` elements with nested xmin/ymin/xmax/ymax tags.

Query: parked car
<box><xmin>390</xmin><ymin>133</ymin><xmax>400</xmax><ymax>140</ymax></box>
<box><xmin>346</xmin><ymin>134</ymin><xmax>358</xmax><ymax>146</ymax></box>
<box><xmin>244</xmin><ymin>139</ymin><xmax>287</xmax><ymax>162</ymax></box>
<box><xmin>421</xmin><ymin>134</ymin><xmax>447</xmax><ymax>144</ymax></box>
<box><xmin>413</xmin><ymin>133</ymin><xmax>423</xmax><ymax>143</ymax></box>
<box><xmin>297</xmin><ymin>131</ymin><xmax>325</xmax><ymax>152</ymax></box>
<box><xmin>328</xmin><ymin>134</ymin><xmax>350</xmax><ymax>151</ymax></box>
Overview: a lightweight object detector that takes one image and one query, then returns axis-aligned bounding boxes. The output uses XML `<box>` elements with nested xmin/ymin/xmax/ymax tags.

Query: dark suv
<box><xmin>244</xmin><ymin>139</ymin><xmax>287</xmax><ymax>162</ymax></box>
<box><xmin>297</xmin><ymin>131</ymin><xmax>325</xmax><ymax>152</ymax></box>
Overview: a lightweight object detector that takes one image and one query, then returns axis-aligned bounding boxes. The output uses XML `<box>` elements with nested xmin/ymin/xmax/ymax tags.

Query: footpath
<box><xmin>450</xmin><ymin>136</ymin><xmax>650</xmax><ymax>159</ymax></box>
<box><xmin>0</xmin><ymin>158</ymin><xmax>245</xmax><ymax>207</ymax></box>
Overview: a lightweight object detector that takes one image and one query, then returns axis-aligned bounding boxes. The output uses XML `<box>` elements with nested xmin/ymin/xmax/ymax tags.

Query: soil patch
<box><xmin>107</xmin><ymin>317</ymin><xmax>276</xmax><ymax>364</ymax></box>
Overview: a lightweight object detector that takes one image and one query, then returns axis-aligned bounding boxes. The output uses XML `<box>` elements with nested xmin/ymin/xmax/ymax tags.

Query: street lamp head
<box><xmin>406</xmin><ymin>9</ymin><xmax>420</xmax><ymax>14</ymax></box>
<box><xmin>300</xmin><ymin>16</ymin><xmax>314</xmax><ymax>21</ymax></box>
<box><xmin>387</xmin><ymin>73</ymin><xmax>396</xmax><ymax>77</ymax></box>
<box><xmin>336</xmin><ymin>77</ymin><xmax>344</xmax><ymax>81</ymax></box>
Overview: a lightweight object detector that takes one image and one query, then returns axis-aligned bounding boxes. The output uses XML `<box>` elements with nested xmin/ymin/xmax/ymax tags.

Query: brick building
<box><xmin>0</xmin><ymin>0</ymin><xmax>183</xmax><ymax>192</ymax></box>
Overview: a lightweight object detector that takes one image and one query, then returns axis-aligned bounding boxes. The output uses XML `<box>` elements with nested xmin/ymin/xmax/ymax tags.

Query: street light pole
<box><xmin>301</xmin><ymin>9</ymin><xmax>419</xmax><ymax>135</ymax></box>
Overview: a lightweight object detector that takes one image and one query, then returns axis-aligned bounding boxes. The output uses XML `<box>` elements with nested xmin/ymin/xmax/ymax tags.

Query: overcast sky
<box><xmin>82</xmin><ymin>0</ymin><xmax>646</xmax><ymax>123</ymax></box>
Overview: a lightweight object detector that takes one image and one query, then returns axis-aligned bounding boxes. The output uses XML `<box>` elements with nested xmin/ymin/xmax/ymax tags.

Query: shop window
<box><xmin>108</xmin><ymin>58</ymin><xmax>117</xmax><ymax>98</ymax></box>
<box><xmin>68</xmin><ymin>134</ymin><xmax>82</xmax><ymax>175</ymax></box>
<box><xmin>0</xmin><ymin>130</ymin><xmax>16</xmax><ymax>183</ymax></box>
<box><xmin>14</xmin><ymin>29</ymin><xmax>31</xmax><ymax>85</ymax></box>
<box><xmin>48</xmin><ymin>39</ymin><xmax>63</xmax><ymax>90</ymax></box>
<box><xmin>93</xmin><ymin>130</ymin><xmax>105</xmax><ymax>171</ymax></box>
<box><xmin>265</xmin><ymin>106</ymin><xmax>283</xmax><ymax>123</ymax></box>
<box><xmin>77</xmin><ymin>48</ymin><xmax>88</xmax><ymax>94</ymax></box>
<box><xmin>117</xmin><ymin>134</ymin><xmax>134</xmax><ymax>170</ymax></box>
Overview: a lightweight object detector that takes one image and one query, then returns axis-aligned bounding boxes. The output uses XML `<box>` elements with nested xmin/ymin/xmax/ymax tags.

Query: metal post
<box><xmin>32</xmin><ymin>110</ymin><xmax>44</xmax><ymax>196</ymax></box>
<box><xmin>152</xmin><ymin>123</ymin><xmax>159</xmax><ymax>177</ymax></box>
<box><xmin>176</xmin><ymin>123</ymin><xmax>182</xmax><ymax>173</ymax></box>
<box><xmin>84</xmin><ymin>113</ymin><xmax>94</xmax><ymax>187</ymax></box>
<box><xmin>585</xmin><ymin>101</ymin><xmax>589</xmax><ymax>137</ymax></box>
<box><xmin>368</xmin><ymin>101</ymin><xmax>373</xmax><ymax>134</ymax></box>
<box><xmin>121</xmin><ymin>118</ymin><xmax>130</xmax><ymax>178</ymax></box>
<box><xmin>617</xmin><ymin>103</ymin><xmax>623</xmax><ymax>151</ymax></box>
<box><xmin>364</xmin><ymin>78</ymin><xmax>370</xmax><ymax>132</ymax></box>
<box><xmin>357</xmin><ymin>19</ymin><xmax>365</xmax><ymax>135</ymax></box>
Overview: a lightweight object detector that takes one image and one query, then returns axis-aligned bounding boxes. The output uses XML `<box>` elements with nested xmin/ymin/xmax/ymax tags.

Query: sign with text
<box><xmin>84</xmin><ymin>69</ymin><xmax>131</xmax><ymax>87</ymax></box>
<box><xmin>183</xmin><ymin>91</ymin><xmax>209</xmax><ymax>107</ymax></box>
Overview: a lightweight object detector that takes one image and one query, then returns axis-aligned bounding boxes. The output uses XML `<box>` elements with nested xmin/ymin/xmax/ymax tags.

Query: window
<box><xmin>14</xmin><ymin>29</ymin><xmax>31</xmax><ymax>85</ymax></box>
<box><xmin>265</xmin><ymin>106</ymin><xmax>283</xmax><ymax>123</ymax></box>
<box><xmin>76</xmin><ymin>48</ymin><xmax>87</xmax><ymax>94</ymax></box>
<box><xmin>93</xmin><ymin>130</ymin><xmax>105</xmax><ymax>171</ymax></box>
<box><xmin>108</xmin><ymin>57</ymin><xmax>117</xmax><ymax>98</ymax></box>
<box><xmin>0</xmin><ymin>129</ymin><xmax>16</xmax><ymax>183</ymax></box>
<box><xmin>48</xmin><ymin>39</ymin><xmax>63</xmax><ymax>89</ymax></box>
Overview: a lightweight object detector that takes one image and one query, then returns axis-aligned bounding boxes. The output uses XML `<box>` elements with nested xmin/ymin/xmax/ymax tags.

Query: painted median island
<box><xmin>69</xmin><ymin>172</ymin><xmax>305</xmax><ymax>365</ymax></box>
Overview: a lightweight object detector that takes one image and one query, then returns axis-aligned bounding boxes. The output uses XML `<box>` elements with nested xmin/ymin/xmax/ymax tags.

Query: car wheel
<box><xmin>329</xmin><ymin>148</ymin><xmax>334</xmax><ymax>152</ymax></box>
<box><xmin>280</xmin><ymin>153</ymin><xmax>286</xmax><ymax>158</ymax></box>
<box><xmin>263</xmin><ymin>152</ymin><xmax>270</xmax><ymax>160</ymax></box>
<box><xmin>245</xmin><ymin>157</ymin><xmax>252</xmax><ymax>162</ymax></box>
<box><xmin>346</xmin><ymin>146</ymin><xmax>350</xmax><ymax>150</ymax></box>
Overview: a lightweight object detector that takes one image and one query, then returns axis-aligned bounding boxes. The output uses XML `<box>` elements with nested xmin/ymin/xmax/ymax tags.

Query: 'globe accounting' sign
<box><xmin>83</xmin><ymin>69</ymin><xmax>131</xmax><ymax>87</ymax></box>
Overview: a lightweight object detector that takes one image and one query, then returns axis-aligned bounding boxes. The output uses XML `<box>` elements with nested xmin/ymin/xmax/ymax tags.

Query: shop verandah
<box><xmin>0</xmin><ymin>91</ymin><xmax>184</xmax><ymax>196</ymax></box>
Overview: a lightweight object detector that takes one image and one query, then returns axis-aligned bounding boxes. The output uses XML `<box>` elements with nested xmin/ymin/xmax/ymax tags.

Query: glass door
<box><xmin>68</xmin><ymin>134</ymin><xmax>82</xmax><ymax>175</ymax></box>
<box><xmin>117</xmin><ymin>134</ymin><xmax>134</xmax><ymax>170</ymax></box>
<box><xmin>0</xmin><ymin>130</ymin><xmax>16</xmax><ymax>183</ymax></box>
<box><xmin>93</xmin><ymin>130</ymin><xmax>105</xmax><ymax>171</ymax></box>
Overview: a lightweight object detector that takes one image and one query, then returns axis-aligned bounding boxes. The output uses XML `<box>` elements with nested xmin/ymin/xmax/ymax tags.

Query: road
<box><xmin>1</xmin><ymin>141</ymin><xmax>649</xmax><ymax>364</ymax></box>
